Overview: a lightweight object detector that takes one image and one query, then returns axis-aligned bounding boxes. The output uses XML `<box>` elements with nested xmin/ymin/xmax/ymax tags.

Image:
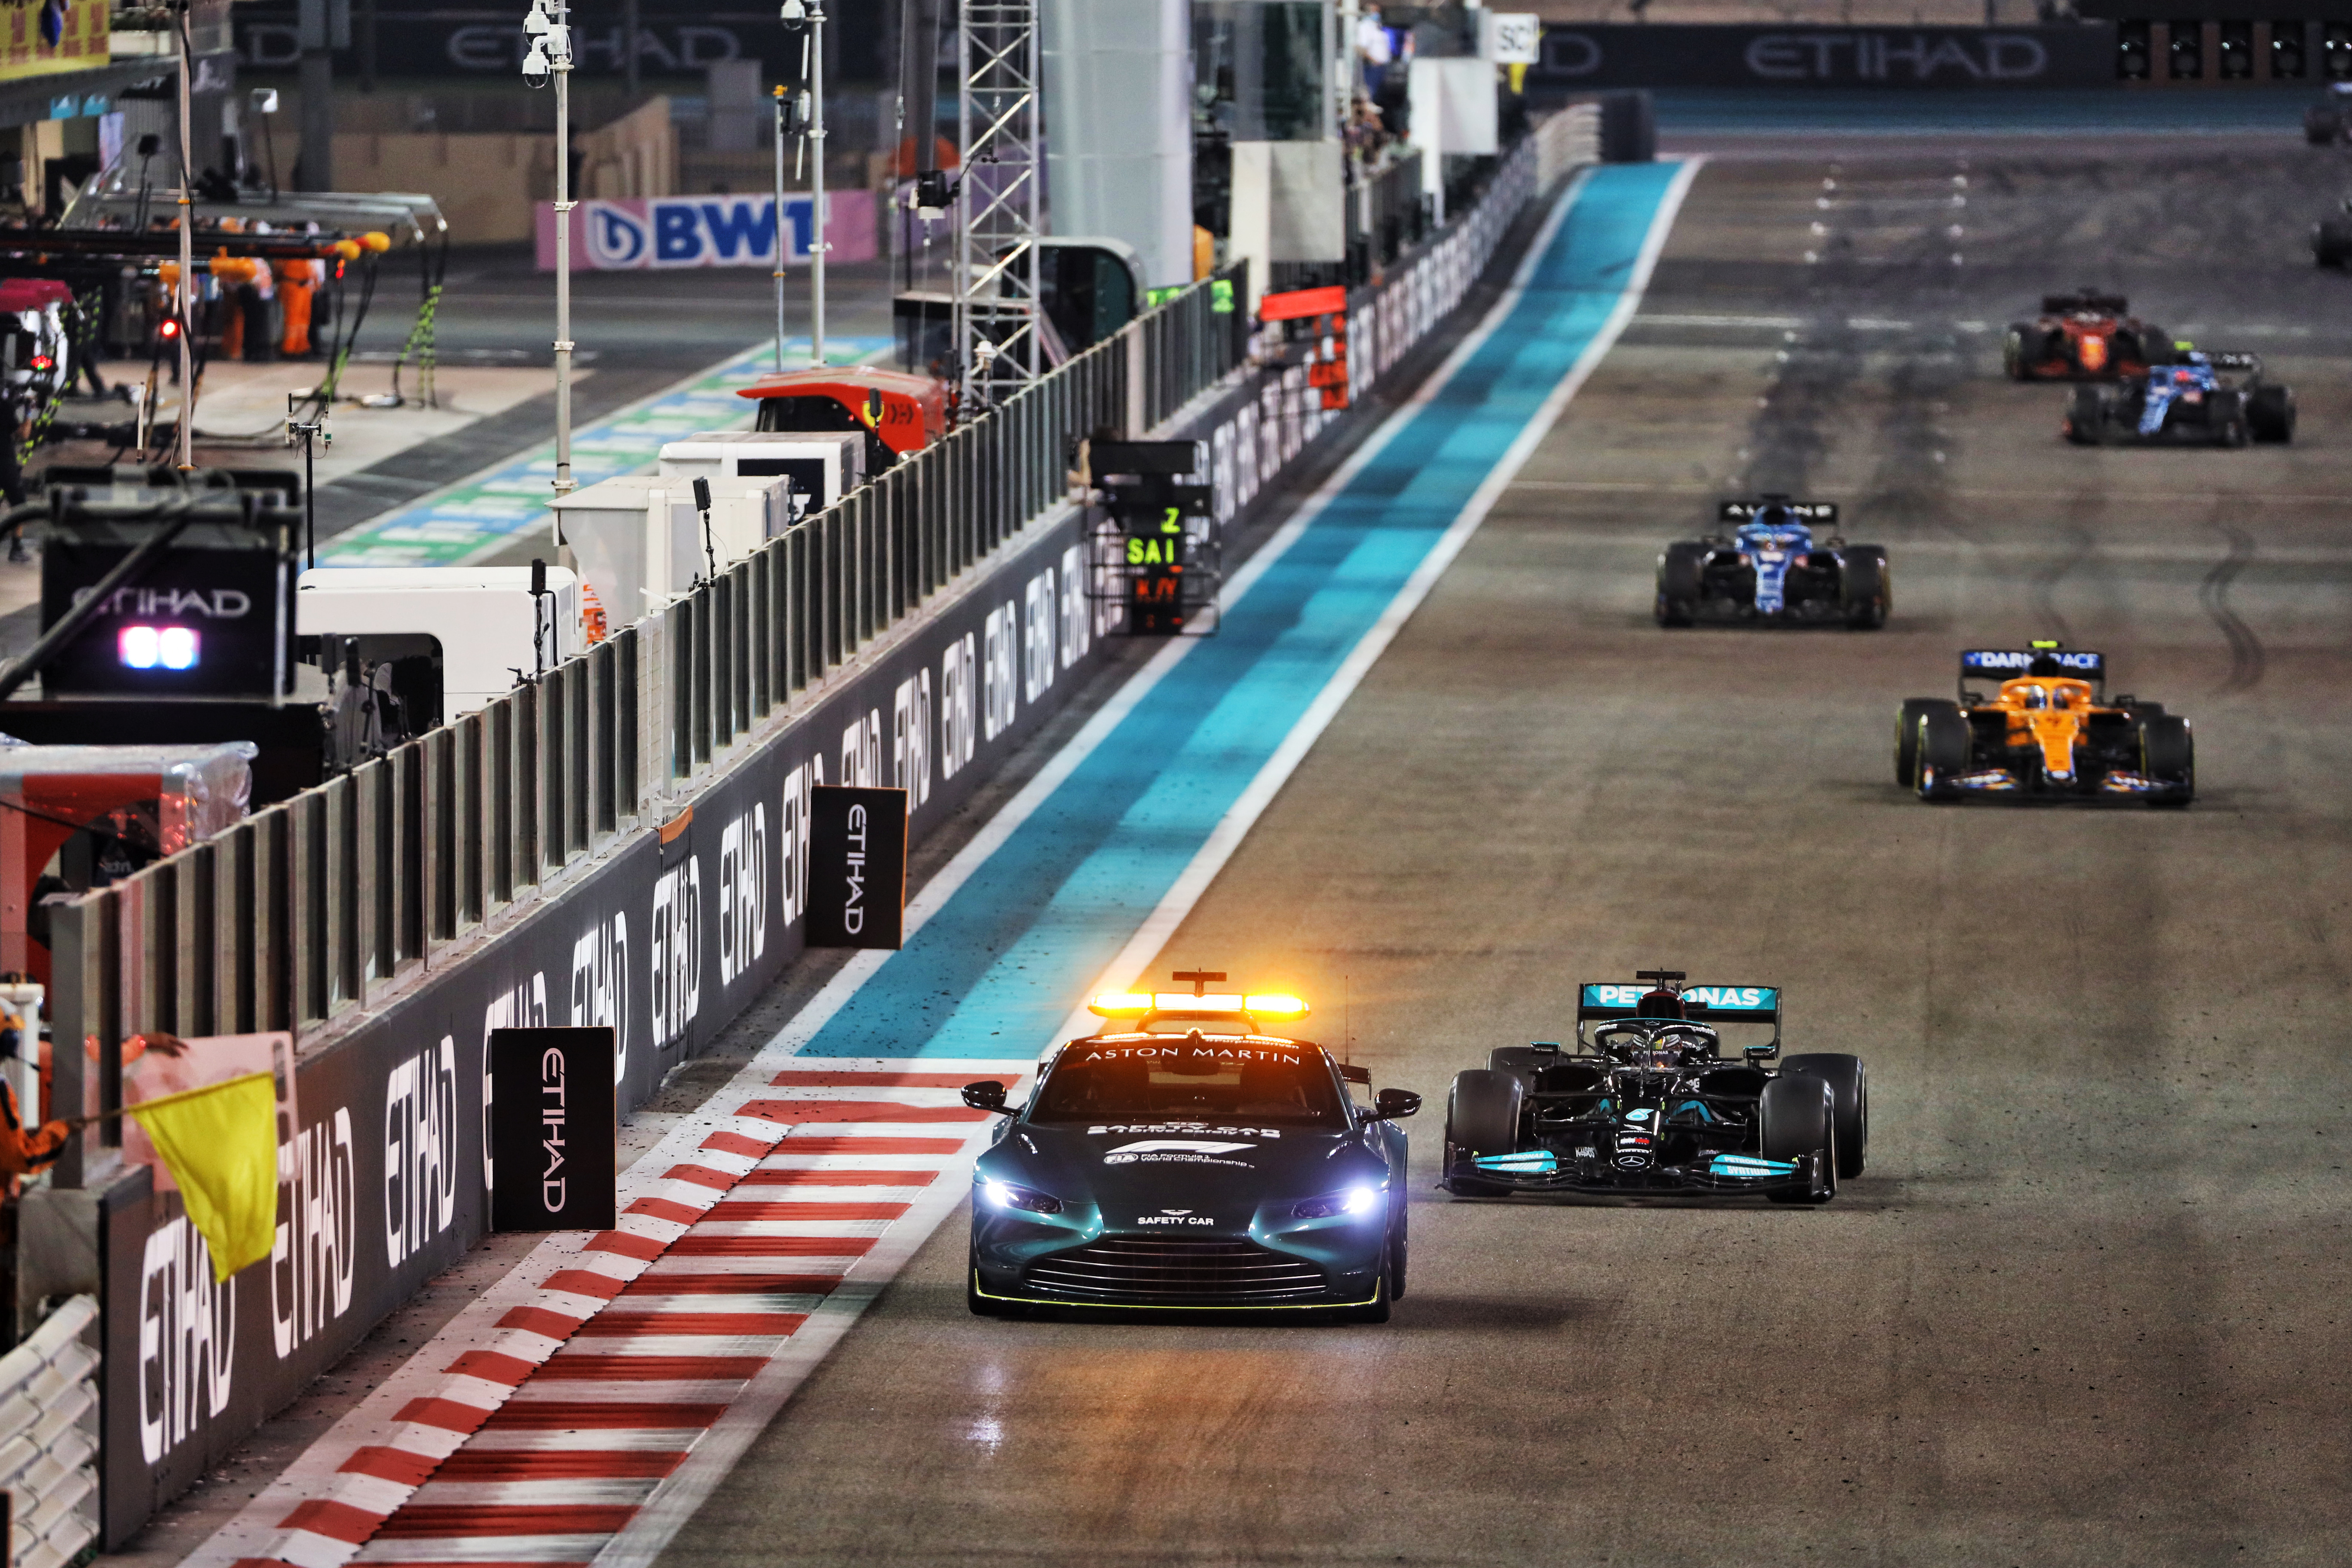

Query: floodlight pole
<box><xmin>772</xmin><ymin>85</ymin><xmax>787</xmax><ymax>373</ymax></box>
<box><xmin>552</xmin><ymin>12</ymin><xmax>575</xmax><ymax>496</ymax></box>
<box><xmin>808</xmin><ymin>0</ymin><xmax>828</xmax><ymax>369</ymax></box>
<box><xmin>174</xmin><ymin>15</ymin><xmax>196</xmax><ymax>472</ymax></box>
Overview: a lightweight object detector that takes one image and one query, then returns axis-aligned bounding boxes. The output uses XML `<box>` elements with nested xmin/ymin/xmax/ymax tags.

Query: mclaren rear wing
<box><xmin>1960</xmin><ymin>646</ymin><xmax>2105</xmax><ymax>696</ymax></box>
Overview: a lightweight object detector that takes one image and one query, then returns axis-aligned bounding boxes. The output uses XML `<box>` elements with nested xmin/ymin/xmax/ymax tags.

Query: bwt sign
<box><xmin>536</xmin><ymin>192</ymin><xmax>878</xmax><ymax>271</ymax></box>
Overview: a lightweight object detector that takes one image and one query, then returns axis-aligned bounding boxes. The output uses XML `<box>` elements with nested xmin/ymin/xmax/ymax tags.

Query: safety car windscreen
<box><xmin>1032</xmin><ymin>1043</ymin><xmax>1347</xmax><ymax>1128</ymax></box>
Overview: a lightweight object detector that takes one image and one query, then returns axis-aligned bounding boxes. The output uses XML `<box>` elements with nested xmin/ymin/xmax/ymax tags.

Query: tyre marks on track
<box><xmin>2199</xmin><ymin>520</ymin><xmax>2265</xmax><ymax>692</ymax></box>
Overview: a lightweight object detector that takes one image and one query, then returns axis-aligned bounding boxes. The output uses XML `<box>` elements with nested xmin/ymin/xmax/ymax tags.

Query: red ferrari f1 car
<box><xmin>2003</xmin><ymin>291</ymin><xmax>2170</xmax><ymax>381</ymax></box>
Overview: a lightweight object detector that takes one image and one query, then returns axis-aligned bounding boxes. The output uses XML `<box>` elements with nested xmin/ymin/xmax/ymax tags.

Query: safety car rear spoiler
<box><xmin>1576</xmin><ymin>983</ymin><xmax>1781</xmax><ymax>1024</ymax></box>
<box><xmin>1961</xmin><ymin>648</ymin><xmax>2104</xmax><ymax>682</ymax></box>
<box><xmin>1718</xmin><ymin>499</ymin><xmax>1835</xmax><ymax>524</ymax></box>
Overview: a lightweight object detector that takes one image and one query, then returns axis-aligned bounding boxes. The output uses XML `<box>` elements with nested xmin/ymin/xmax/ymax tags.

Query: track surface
<box><xmin>658</xmin><ymin>143</ymin><xmax>2352</xmax><ymax>1564</ymax></box>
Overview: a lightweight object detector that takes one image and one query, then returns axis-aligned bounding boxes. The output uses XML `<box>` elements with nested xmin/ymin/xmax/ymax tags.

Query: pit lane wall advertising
<box><xmin>97</xmin><ymin>508</ymin><xmax>1108</xmax><ymax>1540</ymax></box>
<box><xmin>1531</xmin><ymin>23</ymin><xmax>2118</xmax><ymax>90</ymax></box>
<box><xmin>533</xmin><ymin>193</ymin><xmax>882</xmax><ymax>272</ymax></box>
<box><xmin>95</xmin><ymin>132</ymin><xmax>1544</xmax><ymax>1547</ymax></box>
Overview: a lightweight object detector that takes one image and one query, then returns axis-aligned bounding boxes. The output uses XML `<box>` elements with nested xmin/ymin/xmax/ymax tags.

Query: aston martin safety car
<box><xmin>1655</xmin><ymin>497</ymin><xmax>1889</xmax><ymax>629</ymax></box>
<box><xmin>1895</xmin><ymin>642</ymin><xmax>2193</xmax><ymax>805</ymax></box>
<box><xmin>2003</xmin><ymin>290</ymin><xmax>2170</xmax><ymax>381</ymax></box>
<box><xmin>1441</xmin><ymin>972</ymin><xmax>1863</xmax><ymax>1204</ymax></box>
<box><xmin>964</xmin><ymin>975</ymin><xmax>1419</xmax><ymax>1321</ymax></box>
<box><xmin>2061</xmin><ymin>349</ymin><xmax>2294</xmax><ymax>446</ymax></box>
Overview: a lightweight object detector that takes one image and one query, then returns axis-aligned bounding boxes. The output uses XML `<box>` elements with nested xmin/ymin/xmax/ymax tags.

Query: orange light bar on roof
<box><xmin>1087</xmin><ymin>993</ymin><xmax>1155</xmax><ymax>1017</ymax></box>
<box><xmin>1243</xmin><ymin>994</ymin><xmax>1309</xmax><ymax>1020</ymax></box>
<box><xmin>1156</xmin><ymin>992</ymin><xmax>1245</xmax><ymax>1011</ymax></box>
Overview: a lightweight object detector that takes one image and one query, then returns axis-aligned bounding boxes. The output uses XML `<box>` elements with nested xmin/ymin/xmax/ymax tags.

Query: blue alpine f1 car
<box><xmin>1656</xmin><ymin>497</ymin><xmax>1889</xmax><ymax>629</ymax></box>
<box><xmin>2062</xmin><ymin>350</ymin><xmax>2294</xmax><ymax>447</ymax></box>
<box><xmin>1442</xmin><ymin>972</ymin><xmax>1865</xmax><ymax>1204</ymax></box>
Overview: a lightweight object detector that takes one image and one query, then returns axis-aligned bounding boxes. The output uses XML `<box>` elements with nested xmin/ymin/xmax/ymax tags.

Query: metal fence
<box><xmin>45</xmin><ymin>263</ymin><xmax>1251</xmax><ymax>1136</ymax></box>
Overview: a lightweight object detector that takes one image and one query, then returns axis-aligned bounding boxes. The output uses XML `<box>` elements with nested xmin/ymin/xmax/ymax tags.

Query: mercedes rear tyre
<box><xmin>1779</xmin><ymin>1053</ymin><xmax>1867</xmax><ymax>1178</ymax></box>
<box><xmin>1656</xmin><ymin>542</ymin><xmax>1704</xmax><ymax>627</ymax></box>
<box><xmin>1841</xmin><ymin>547</ymin><xmax>1889</xmax><ymax>629</ymax></box>
<box><xmin>2248</xmin><ymin>383</ymin><xmax>2296</xmax><ymax>444</ymax></box>
<box><xmin>1443</xmin><ymin>1069</ymin><xmax>1524</xmax><ymax>1197</ymax></box>
<box><xmin>2140</xmin><ymin>713</ymin><xmax>2194</xmax><ymax>808</ymax></box>
<box><xmin>1917</xmin><ymin>703</ymin><xmax>1972</xmax><ymax>800</ymax></box>
<box><xmin>1760</xmin><ymin>1075</ymin><xmax>1837</xmax><ymax>1205</ymax></box>
<box><xmin>2062</xmin><ymin>385</ymin><xmax>2105</xmax><ymax>445</ymax></box>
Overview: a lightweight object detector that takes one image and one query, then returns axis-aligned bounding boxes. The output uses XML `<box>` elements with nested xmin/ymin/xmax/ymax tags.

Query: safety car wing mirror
<box><xmin>961</xmin><ymin>1080</ymin><xmax>1014</xmax><ymax>1114</ymax></box>
<box><xmin>1368</xmin><ymin>1088</ymin><xmax>1421</xmax><ymax>1120</ymax></box>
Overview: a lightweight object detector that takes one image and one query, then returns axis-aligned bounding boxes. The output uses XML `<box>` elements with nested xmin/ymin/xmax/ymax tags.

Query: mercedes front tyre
<box><xmin>1443</xmin><ymin>1069</ymin><xmax>1524</xmax><ymax>1197</ymax></box>
<box><xmin>1779</xmin><ymin>1053</ymin><xmax>1867</xmax><ymax>1179</ymax></box>
<box><xmin>1760</xmin><ymin>1074</ymin><xmax>1836</xmax><ymax>1205</ymax></box>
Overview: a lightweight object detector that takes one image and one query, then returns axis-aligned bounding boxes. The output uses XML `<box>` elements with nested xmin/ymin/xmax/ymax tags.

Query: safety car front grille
<box><xmin>1024</xmin><ymin>1238</ymin><xmax>1328</xmax><ymax>1301</ymax></box>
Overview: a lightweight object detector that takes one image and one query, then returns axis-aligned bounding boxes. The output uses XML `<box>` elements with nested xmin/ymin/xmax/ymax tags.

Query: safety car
<box><xmin>2061</xmin><ymin>349</ymin><xmax>2294</xmax><ymax>446</ymax></box>
<box><xmin>2003</xmin><ymin>290</ymin><xmax>2169</xmax><ymax>381</ymax></box>
<box><xmin>1441</xmin><ymin>972</ymin><xmax>1862</xmax><ymax>1204</ymax></box>
<box><xmin>1655</xmin><ymin>496</ymin><xmax>1889</xmax><ymax>629</ymax></box>
<box><xmin>1895</xmin><ymin>642</ymin><xmax>2192</xmax><ymax>805</ymax></box>
<box><xmin>964</xmin><ymin>974</ymin><xmax>1419</xmax><ymax>1321</ymax></box>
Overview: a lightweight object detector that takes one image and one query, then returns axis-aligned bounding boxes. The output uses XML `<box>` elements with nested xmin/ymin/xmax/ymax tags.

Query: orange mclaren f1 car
<box><xmin>1894</xmin><ymin>643</ymin><xmax>2192</xmax><ymax>806</ymax></box>
<box><xmin>2003</xmin><ymin>291</ymin><xmax>2169</xmax><ymax>381</ymax></box>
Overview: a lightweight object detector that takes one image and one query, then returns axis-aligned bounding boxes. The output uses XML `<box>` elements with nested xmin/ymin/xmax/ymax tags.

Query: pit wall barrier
<box><xmin>60</xmin><ymin>123</ymin><xmax>1566</xmax><ymax>1546</ymax></box>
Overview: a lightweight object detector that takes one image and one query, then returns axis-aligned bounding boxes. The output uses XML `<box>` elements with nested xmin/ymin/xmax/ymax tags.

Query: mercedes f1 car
<box><xmin>964</xmin><ymin>975</ymin><xmax>1419</xmax><ymax>1321</ymax></box>
<box><xmin>2061</xmin><ymin>350</ymin><xmax>2294</xmax><ymax>447</ymax></box>
<box><xmin>1895</xmin><ymin>642</ymin><xmax>2193</xmax><ymax>806</ymax></box>
<box><xmin>1655</xmin><ymin>497</ymin><xmax>1889</xmax><ymax>629</ymax></box>
<box><xmin>1441</xmin><ymin>973</ymin><xmax>1863</xmax><ymax>1204</ymax></box>
<box><xmin>2003</xmin><ymin>290</ymin><xmax>2170</xmax><ymax>381</ymax></box>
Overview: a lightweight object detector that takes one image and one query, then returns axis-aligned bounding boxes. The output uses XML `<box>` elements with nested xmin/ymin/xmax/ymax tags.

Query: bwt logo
<box><xmin>717</xmin><ymin>805</ymin><xmax>769</xmax><ymax>987</ymax></box>
<box><xmin>570</xmin><ymin>912</ymin><xmax>630</xmax><ymax>1082</ymax></box>
<box><xmin>982</xmin><ymin>603</ymin><xmax>1020</xmax><ymax>741</ymax></box>
<box><xmin>781</xmin><ymin>760</ymin><xmax>818</xmax><ymax>931</ymax></box>
<box><xmin>271</xmin><ymin>1106</ymin><xmax>355</xmax><ymax>1360</ymax></box>
<box><xmin>652</xmin><ymin>860</ymin><xmax>704</xmax><ymax>1049</ymax></box>
<box><xmin>894</xmin><ymin>671</ymin><xmax>934</xmax><ymax>813</ymax></box>
<box><xmin>139</xmin><ymin>1214</ymin><xmax>236</xmax><ymax>1464</ymax></box>
<box><xmin>939</xmin><ymin>634</ymin><xmax>979</xmax><ymax>783</ymax></box>
<box><xmin>582</xmin><ymin>196</ymin><xmax>821</xmax><ymax>270</ymax></box>
<box><xmin>385</xmin><ymin>1038</ymin><xmax>459</xmax><ymax>1270</ymax></box>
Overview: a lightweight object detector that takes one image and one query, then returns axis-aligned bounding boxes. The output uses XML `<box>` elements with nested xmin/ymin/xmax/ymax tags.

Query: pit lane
<box><xmin>653</xmin><ymin>140</ymin><xmax>2352</xmax><ymax>1565</ymax></box>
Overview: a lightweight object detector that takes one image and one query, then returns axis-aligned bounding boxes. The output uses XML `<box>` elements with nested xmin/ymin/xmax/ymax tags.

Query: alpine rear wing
<box><xmin>1718</xmin><ymin>498</ymin><xmax>1837</xmax><ymax>525</ymax></box>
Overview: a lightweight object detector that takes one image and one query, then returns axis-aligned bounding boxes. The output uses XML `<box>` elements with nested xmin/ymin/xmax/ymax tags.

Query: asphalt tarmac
<box><xmin>656</xmin><ymin>141</ymin><xmax>2352</xmax><ymax>1565</ymax></box>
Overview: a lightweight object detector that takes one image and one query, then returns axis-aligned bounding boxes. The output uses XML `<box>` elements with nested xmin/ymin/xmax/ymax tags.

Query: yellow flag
<box><xmin>126</xmin><ymin>1072</ymin><xmax>277</xmax><ymax>1283</ymax></box>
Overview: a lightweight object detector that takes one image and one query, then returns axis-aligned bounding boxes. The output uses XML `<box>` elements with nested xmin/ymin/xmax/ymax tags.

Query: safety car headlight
<box><xmin>981</xmin><ymin>1179</ymin><xmax>1063</xmax><ymax>1216</ymax></box>
<box><xmin>1292</xmin><ymin>1185</ymin><xmax>1381</xmax><ymax>1220</ymax></box>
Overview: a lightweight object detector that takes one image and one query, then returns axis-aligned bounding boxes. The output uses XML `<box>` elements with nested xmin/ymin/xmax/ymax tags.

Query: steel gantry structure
<box><xmin>955</xmin><ymin>0</ymin><xmax>1045</xmax><ymax>406</ymax></box>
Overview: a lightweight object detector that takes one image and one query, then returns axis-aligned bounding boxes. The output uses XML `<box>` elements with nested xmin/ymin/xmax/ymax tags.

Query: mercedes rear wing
<box><xmin>1577</xmin><ymin>982</ymin><xmax>1782</xmax><ymax>1024</ymax></box>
